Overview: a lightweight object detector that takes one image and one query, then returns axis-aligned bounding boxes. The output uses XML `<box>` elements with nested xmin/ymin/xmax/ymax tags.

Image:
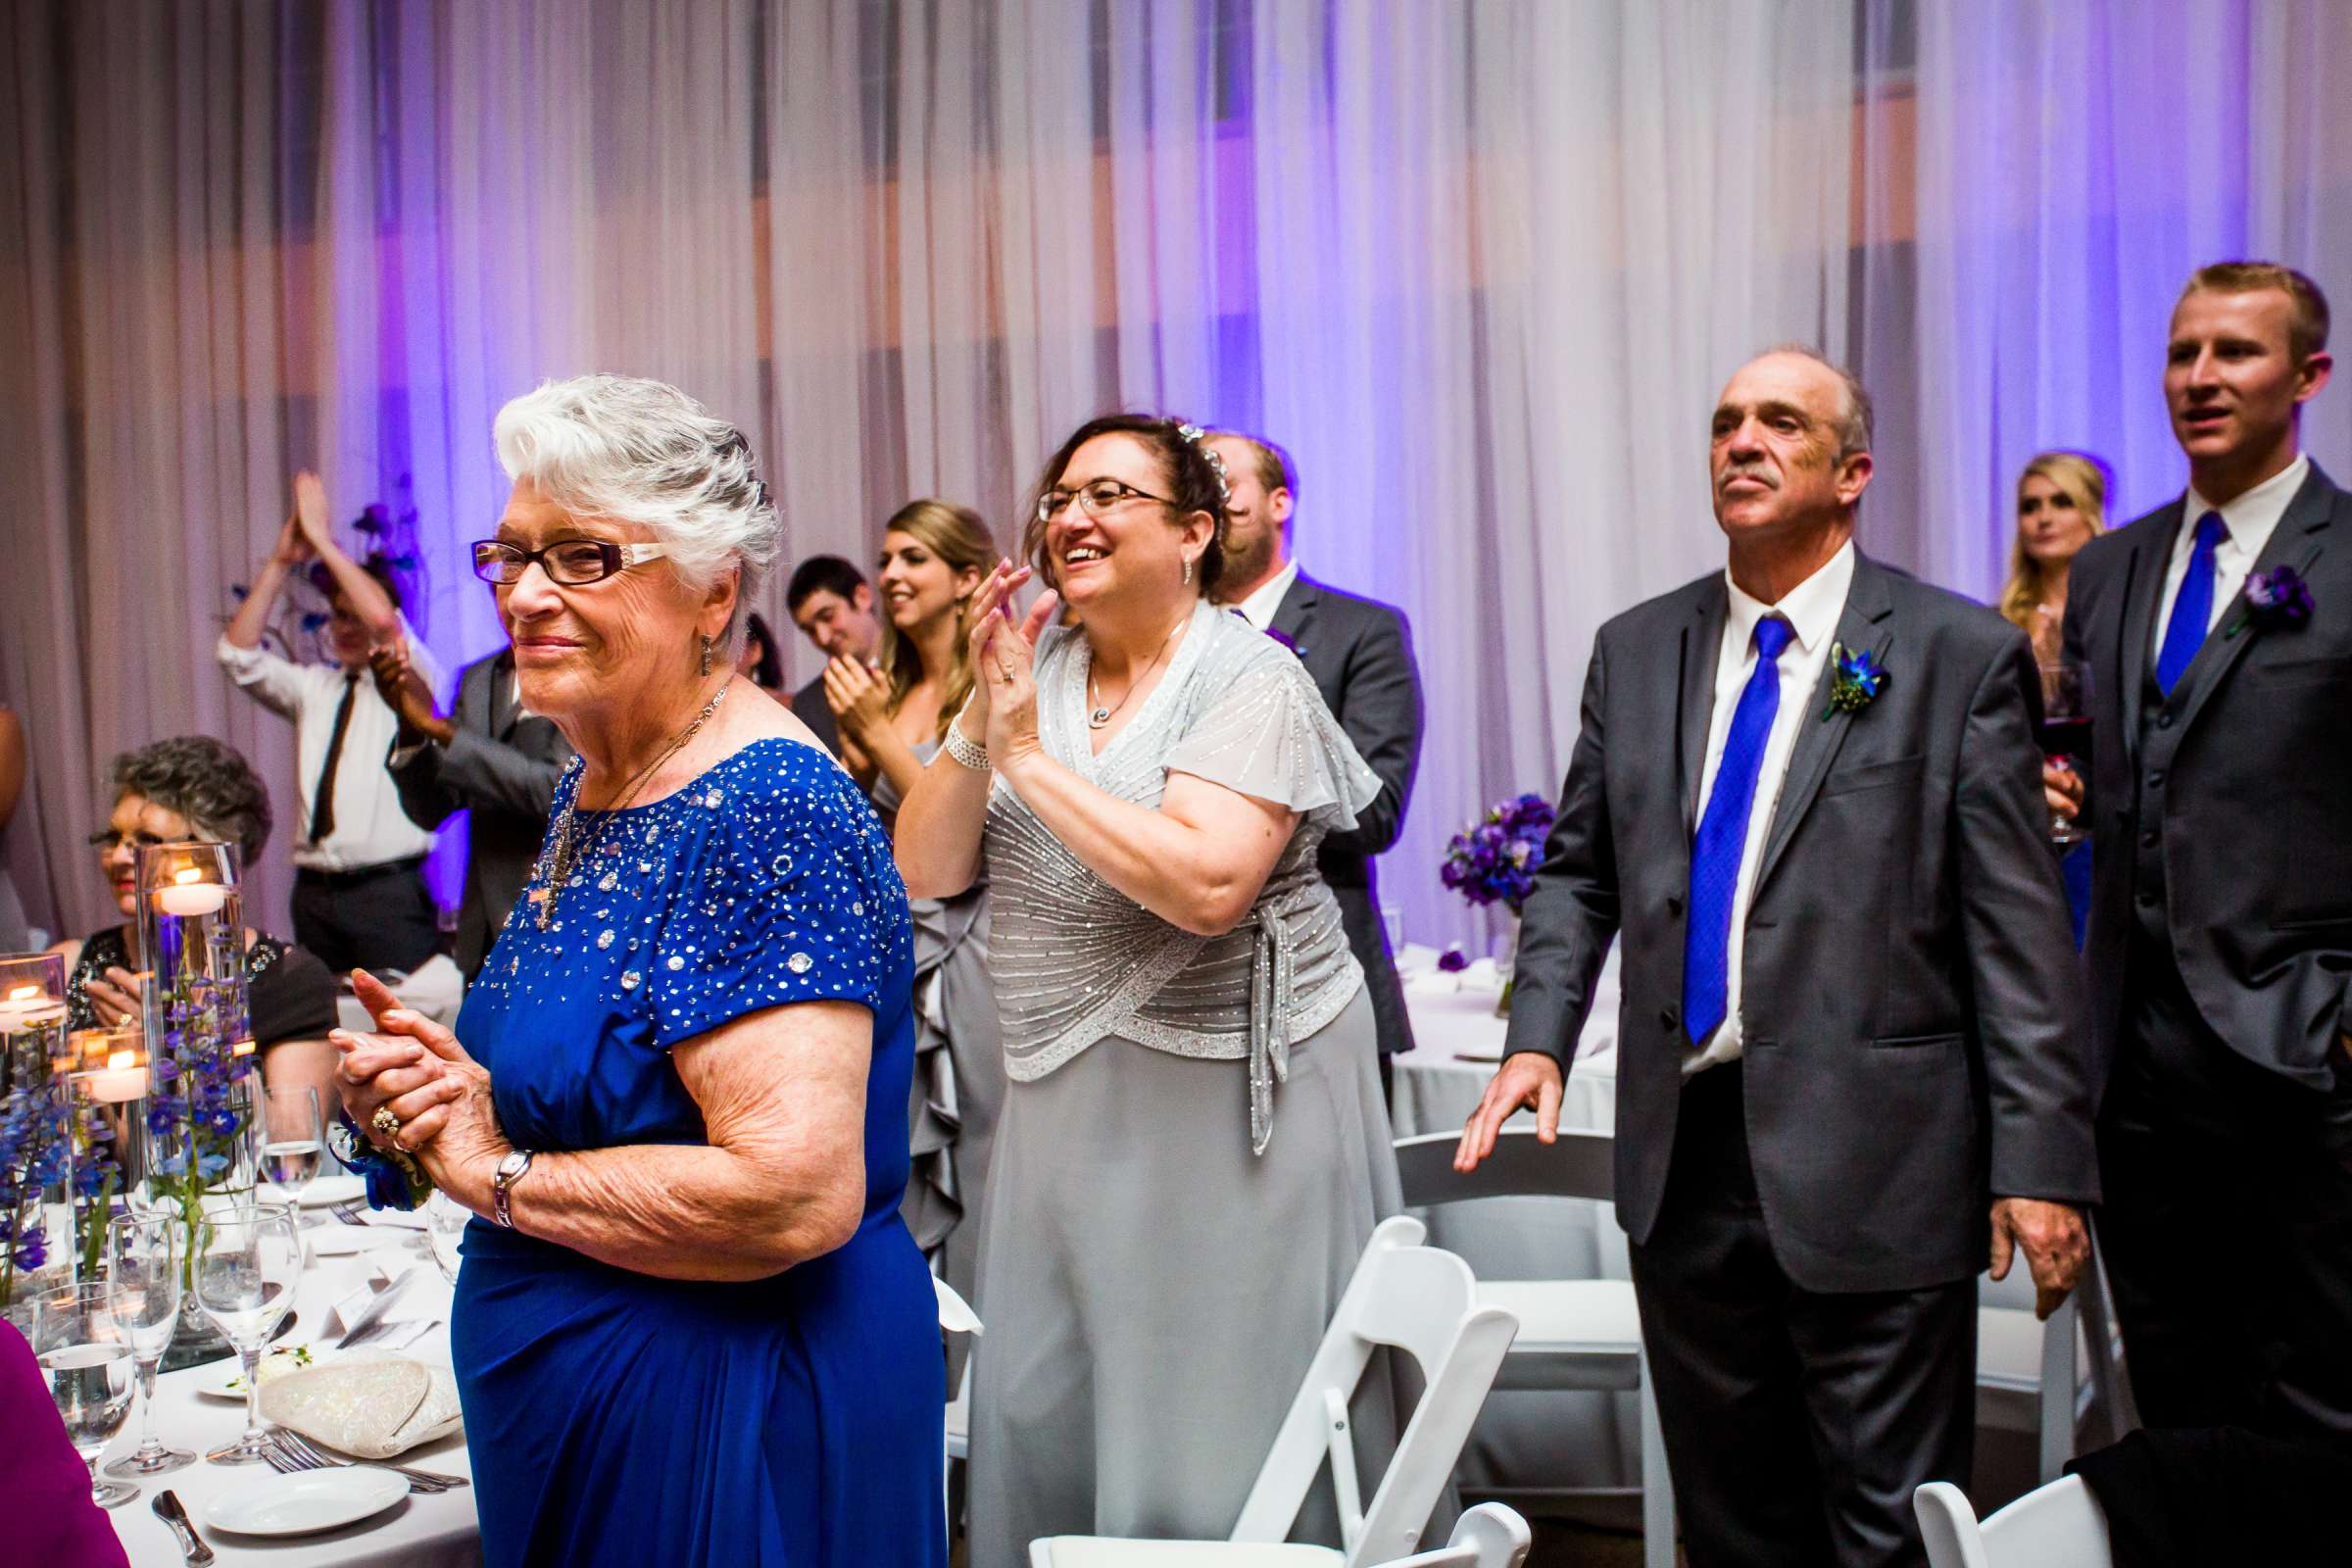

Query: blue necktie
<box><xmin>1683</xmin><ymin>614</ymin><xmax>1794</xmax><ymax>1048</ymax></box>
<box><xmin>2155</xmin><ymin>512</ymin><xmax>2226</xmax><ymax>696</ymax></box>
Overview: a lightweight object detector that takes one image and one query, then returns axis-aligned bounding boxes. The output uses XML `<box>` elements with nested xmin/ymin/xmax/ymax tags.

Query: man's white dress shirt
<box><xmin>2152</xmin><ymin>453</ymin><xmax>2308</xmax><ymax>657</ymax></box>
<box><xmin>1687</xmin><ymin>540</ymin><xmax>1856</xmax><ymax>1075</ymax></box>
<box><xmin>216</xmin><ymin>620</ymin><xmax>444</xmax><ymax>872</ymax></box>
<box><xmin>1229</xmin><ymin>559</ymin><xmax>1301</xmax><ymax>632</ymax></box>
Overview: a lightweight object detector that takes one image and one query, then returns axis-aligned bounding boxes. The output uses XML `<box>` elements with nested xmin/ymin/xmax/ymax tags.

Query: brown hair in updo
<box><xmin>1018</xmin><ymin>414</ymin><xmax>1230</xmax><ymax>596</ymax></box>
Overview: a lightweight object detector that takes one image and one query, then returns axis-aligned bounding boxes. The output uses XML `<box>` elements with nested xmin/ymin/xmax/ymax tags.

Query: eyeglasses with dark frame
<box><xmin>469</xmin><ymin>538</ymin><xmax>672</xmax><ymax>586</ymax></box>
<box><xmin>1035</xmin><ymin>478</ymin><xmax>1174</xmax><ymax>525</ymax></box>
<box><xmin>87</xmin><ymin>828</ymin><xmax>171</xmax><ymax>855</ymax></box>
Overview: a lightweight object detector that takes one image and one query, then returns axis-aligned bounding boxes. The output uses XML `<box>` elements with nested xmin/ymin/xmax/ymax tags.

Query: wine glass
<box><xmin>423</xmin><ymin>1191</ymin><xmax>468</xmax><ymax>1283</ymax></box>
<box><xmin>261</xmin><ymin>1084</ymin><xmax>324</xmax><ymax>1207</ymax></box>
<box><xmin>32</xmin><ymin>1281</ymin><xmax>139</xmax><ymax>1507</ymax></box>
<box><xmin>194</xmin><ymin>1200</ymin><xmax>301</xmax><ymax>1464</ymax></box>
<box><xmin>102</xmin><ymin>1213</ymin><xmax>195</xmax><ymax>1476</ymax></box>
<box><xmin>2037</xmin><ymin>658</ymin><xmax>2093</xmax><ymax>846</ymax></box>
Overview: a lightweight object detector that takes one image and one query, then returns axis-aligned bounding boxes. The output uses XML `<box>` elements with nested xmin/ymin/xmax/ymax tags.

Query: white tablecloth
<box><xmin>106</xmin><ymin>1218</ymin><xmax>480</xmax><ymax>1568</ymax></box>
<box><xmin>1390</xmin><ymin>948</ymin><xmax>1637</xmax><ymax>1500</ymax></box>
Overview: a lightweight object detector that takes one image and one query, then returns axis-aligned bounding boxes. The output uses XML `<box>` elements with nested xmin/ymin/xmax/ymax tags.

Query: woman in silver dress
<box><xmin>895</xmin><ymin>415</ymin><xmax>1400</xmax><ymax>1562</ymax></box>
<box><xmin>827</xmin><ymin>499</ymin><xmax>1007</xmax><ymax>1325</ymax></box>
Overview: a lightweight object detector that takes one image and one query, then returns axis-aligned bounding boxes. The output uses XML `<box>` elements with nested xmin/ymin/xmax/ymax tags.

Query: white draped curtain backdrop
<box><xmin>4</xmin><ymin>0</ymin><xmax>2349</xmax><ymax>951</ymax></box>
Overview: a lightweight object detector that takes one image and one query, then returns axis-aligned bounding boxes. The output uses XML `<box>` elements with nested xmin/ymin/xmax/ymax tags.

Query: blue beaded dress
<box><xmin>449</xmin><ymin>737</ymin><xmax>945</xmax><ymax>1568</ymax></box>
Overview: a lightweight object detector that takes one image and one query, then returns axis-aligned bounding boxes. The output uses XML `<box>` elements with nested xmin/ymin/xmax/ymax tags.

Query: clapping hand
<box><xmin>269</xmin><ymin>508</ymin><xmax>315</xmax><ymax>569</ymax></box>
<box><xmin>332</xmin><ymin>970</ymin><xmax>510</xmax><ymax>1208</ymax></box>
<box><xmin>292</xmin><ymin>470</ymin><xmax>336</xmax><ymax>557</ymax></box>
<box><xmin>967</xmin><ymin>561</ymin><xmax>1056</xmax><ymax>770</ymax></box>
<box><xmin>821</xmin><ymin>655</ymin><xmax>893</xmax><ymax>745</ymax></box>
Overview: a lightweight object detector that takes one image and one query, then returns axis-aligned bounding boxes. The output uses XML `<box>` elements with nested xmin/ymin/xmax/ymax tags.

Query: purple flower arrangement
<box><xmin>1441</xmin><ymin>792</ymin><xmax>1556</xmax><ymax>913</ymax></box>
<box><xmin>0</xmin><ymin>1078</ymin><xmax>71</xmax><ymax>1288</ymax></box>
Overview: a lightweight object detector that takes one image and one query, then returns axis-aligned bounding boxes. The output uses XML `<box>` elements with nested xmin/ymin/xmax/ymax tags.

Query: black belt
<box><xmin>294</xmin><ymin>856</ymin><xmax>426</xmax><ymax>889</ymax></box>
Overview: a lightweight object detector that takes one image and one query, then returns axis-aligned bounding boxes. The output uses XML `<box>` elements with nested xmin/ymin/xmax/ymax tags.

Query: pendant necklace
<box><xmin>1088</xmin><ymin>610</ymin><xmax>1192</xmax><ymax>730</ymax></box>
<box><xmin>533</xmin><ymin>678</ymin><xmax>732</xmax><ymax>930</ymax></box>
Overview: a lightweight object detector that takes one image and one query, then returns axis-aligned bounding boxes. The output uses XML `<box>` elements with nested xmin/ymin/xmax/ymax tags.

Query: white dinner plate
<box><xmin>204</xmin><ymin>1466</ymin><xmax>408</xmax><ymax>1536</ymax></box>
<box><xmin>296</xmin><ymin>1174</ymin><xmax>368</xmax><ymax>1209</ymax></box>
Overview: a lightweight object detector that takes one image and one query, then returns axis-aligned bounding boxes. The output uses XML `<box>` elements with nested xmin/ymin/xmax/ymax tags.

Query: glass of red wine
<box><xmin>2038</xmin><ymin>659</ymin><xmax>2092</xmax><ymax>846</ymax></box>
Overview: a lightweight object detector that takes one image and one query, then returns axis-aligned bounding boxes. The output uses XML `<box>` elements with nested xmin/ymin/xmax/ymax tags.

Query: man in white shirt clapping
<box><xmin>219</xmin><ymin>470</ymin><xmax>443</xmax><ymax>976</ymax></box>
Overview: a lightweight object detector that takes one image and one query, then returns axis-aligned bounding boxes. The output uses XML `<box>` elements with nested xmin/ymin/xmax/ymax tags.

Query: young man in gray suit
<box><xmin>1458</xmin><ymin>349</ymin><xmax>2098</xmax><ymax>1566</ymax></box>
<box><xmin>2050</xmin><ymin>262</ymin><xmax>2352</xmax><ymax>1447</ymax></box>
<box><xmin>1208</xmin><ymin>431</ymin><xmax>1425</xmax><ymax>1098</ymax></box>
<box><xmin>380</xmin><ymin>646</ymin><xmax>572</xmax><ymax>979</ymax></box>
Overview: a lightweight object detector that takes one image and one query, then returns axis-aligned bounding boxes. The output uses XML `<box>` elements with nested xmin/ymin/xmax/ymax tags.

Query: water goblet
<box><xmin>193</xmin><ymin>1200</ymin><xmax>301</xmax><ymax>1464</ymax></box>
<box><xmin>102</xmin><ymin>1213</ymin><xmax>194</xmax><ymax>1476</ymax></box>
<box><xmin>32</xmin><ymin>1281</ymin><xmax>138</xmax><ymax>1507</ymax></box>
<box><xmin>423</xmin><ymin>1191</ymin><xmax>468</xmax><ymax>1284</ymax></box>
<box><xmin>261</xmin><ymin>1083</ymin><xmax>324</xmax><ymax>1207</ymax></box>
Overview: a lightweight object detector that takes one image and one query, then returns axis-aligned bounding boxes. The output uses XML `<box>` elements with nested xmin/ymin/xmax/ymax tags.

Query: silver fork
<box><xmin>267</xmin><ymin>1428</ymin><xmax>466</xmax><ymax>1492</ymax></box>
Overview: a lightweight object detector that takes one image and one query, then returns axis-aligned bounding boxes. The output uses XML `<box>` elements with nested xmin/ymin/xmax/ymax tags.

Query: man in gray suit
<box><xmin>1208</xmin><ymin>431</ymin><xmax>1424</xmax><ymax>1096</ymax></box>
<box><xmin>2052</xmin><ymin>262</ymin><xmax>2352</xmax><ymax>1447</ymax></box>
<box><xmin>380</xmin><ymin>646</ymin><xmax>571</xmax><ymax>979</ymax></box>
<box><xmin>1459</xmin><ymin>349</ymin><xmax>2098</xmax><ymax>1566</ymax></box>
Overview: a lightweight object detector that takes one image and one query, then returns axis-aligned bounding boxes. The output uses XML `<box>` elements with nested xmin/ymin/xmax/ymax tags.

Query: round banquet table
<box><xmin>1387</xmin><ymin>946</ymin><xmax>1639</xmax><ymax>1505</ymax></box>
<box><xmin>103</xmin><ymin>1208</ymin><xmax>480</xmax><ymax>1568</ymax></box>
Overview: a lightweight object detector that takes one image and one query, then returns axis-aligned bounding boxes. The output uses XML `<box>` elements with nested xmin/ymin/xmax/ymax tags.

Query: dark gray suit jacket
<box><xmin>2062</xmin><ymin>462</ymin><xmax>2352</xmax><ymax>1096</ymax></box>
<box><xmin>1268</xmin><ymin>572</ymin><xmax>1425</xmax><ymax>1060</ymax></box>
<box><xmin>791</xmin><ymin>674</ymin><xmax>841</xmax><ymax>757</ymax></box>
<box><xmin>388</xmin><ymin>650</ymin><xmax>572</xmax><ymax>978</ymax></box>
<box><xmin>1503</xmin><ymin>552</ymin><xmax>2098</xmax><ymax>1294</ymax></box>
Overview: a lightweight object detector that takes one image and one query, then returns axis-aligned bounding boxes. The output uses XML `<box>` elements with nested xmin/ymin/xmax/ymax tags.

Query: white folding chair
<box><xmin>1029</xmin><ymin>1215</ymin><xmax>1519</xmax><ymax>1567</ymax></box>
<box><xmin>934</xmin><ymin>1277</ymin><xmax>980</xmax><ymax>1537</ymax></box>
<box><xmin>1391</xmin><ymin>1129</ymin><xmax>1675</xmax><ymax>1568</ymax></box>
<box><xmin>1383</xmin><ymin>1502</ymin><xmax>1531</xmax><ymax>1568</ymax></box>
<box><xmin>1976</xmin><ymin>1223</ymin><xmax>2133</xmax><ymax>1481</ymax></box>
<box><xmin>1915</xmin><ymin>1476</ymin><xmax>2112</xmax><ymax>1568</ymax></box>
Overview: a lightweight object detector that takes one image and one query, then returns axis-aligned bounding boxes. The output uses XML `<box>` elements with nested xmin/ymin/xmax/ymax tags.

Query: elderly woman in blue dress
<box><xmin>331</xmin><ymin>374</ymin><xmax>944</xmax><ymax>1568</ymax></box>
<box><xmin>895</xmin><ymin>414</ymin><xmax>1401</xmax><ymax>1562</ymax></box>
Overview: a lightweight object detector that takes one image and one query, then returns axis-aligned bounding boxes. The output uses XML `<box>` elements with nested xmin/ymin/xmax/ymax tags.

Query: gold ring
<box><xmin>370</xmin><ymin>1107</ymin><xmax>402</xmax><ymax>1142</ymax></box>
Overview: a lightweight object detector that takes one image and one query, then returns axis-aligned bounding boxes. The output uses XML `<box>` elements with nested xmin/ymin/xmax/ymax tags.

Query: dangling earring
<box><xmin>1181</xmin><ymin>558</ymin><xmax>1194</xmax><ymax>587</ymax></box>
<box><xmin>700</xmin><ymin>635</ymin><xmax>713</xmax><ymax>677</ymax></box>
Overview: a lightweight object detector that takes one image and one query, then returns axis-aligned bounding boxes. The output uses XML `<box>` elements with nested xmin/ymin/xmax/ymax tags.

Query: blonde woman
<box><xmin>824</xmin><ymin>499</ymin><xmax>1005</xmax><ymax>1323</ymax></box>
<box><xmin>1998</xmin><ymin>450</ymin><xmax>2110</xmax><ymax>663</ymax></box>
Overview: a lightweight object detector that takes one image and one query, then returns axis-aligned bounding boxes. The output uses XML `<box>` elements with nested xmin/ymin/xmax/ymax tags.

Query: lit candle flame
<box><xmin>107</xmin><ymin>1049</ymin><xmax>136</xmax><ymax>1070</ymax></box>
<box><xmin>231</xmin><ymin>1038</ymin><xmax>256</xmax><ymax>1057</ymax></box>
<box><xmin>173</xmin><ymin>867</ymin><xmax>203</xmax><ymax>886</ymax></box>
<box><xmin>4</xmin><ymin>984</ymin><xmax>36</xmax><ymax>1003</ymax></box>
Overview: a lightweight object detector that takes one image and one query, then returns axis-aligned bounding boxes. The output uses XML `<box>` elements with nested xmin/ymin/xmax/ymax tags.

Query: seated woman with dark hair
<box><xmin>50</xmin><ymin>736</ymin><xmax>339</xmax><ymax>1115</ymax></box>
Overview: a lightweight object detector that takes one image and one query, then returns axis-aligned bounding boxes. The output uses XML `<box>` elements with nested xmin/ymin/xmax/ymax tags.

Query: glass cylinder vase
<box><xmin>135</xmin><ymin>843</ymin><xmax>259</xmax><ymax>1360</ymax></box>
<box><xmin>1</xmin><ymin>951</ymin><xmax>77</xmax><ymax>1319</ymax></box>
<box><xmin>63</xmin><ymin>1026</ymin><xmax>147</xmax><ymax>1281</ymax></box>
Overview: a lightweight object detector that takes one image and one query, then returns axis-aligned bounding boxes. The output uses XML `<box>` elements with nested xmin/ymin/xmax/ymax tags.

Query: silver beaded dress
<box><xmin>965</xmin><ymin>601</ymin><xmax>1404</xmax><ymax>1563</ymax></box>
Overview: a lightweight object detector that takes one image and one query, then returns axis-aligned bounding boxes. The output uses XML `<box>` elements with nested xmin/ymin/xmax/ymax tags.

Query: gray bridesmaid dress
<box><xmin>872</xmin><ymin>740</ymin><xmax>1006</xmax><ymax>1334</ymax></box>
<box><xmin>964</xmin><ymin>603</ymin><xmax>1404</xmax><ymax>1565</ymax></box>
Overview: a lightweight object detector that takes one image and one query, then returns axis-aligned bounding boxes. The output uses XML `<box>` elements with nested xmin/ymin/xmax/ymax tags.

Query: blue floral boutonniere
<box><xmin>1821</xmin><ymin>642</ymin><xmax>1887</xmax><ymax>721</ymax></box>
<box><xmin>2226</xmin><ymin>565</ymin><xmax>2315</xmax><ymax>640</ymax></box>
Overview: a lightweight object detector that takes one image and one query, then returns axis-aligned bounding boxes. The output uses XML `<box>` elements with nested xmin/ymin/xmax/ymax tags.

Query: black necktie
<box><xmin>309</xmin><ymin>673</ymin><xmax>359</xmax><ymax>843</ymax></box>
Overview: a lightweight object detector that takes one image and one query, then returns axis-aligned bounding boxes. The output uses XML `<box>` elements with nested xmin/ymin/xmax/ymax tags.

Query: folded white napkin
<box><xmin>259</xmin><ymin>1352</ymin><xmax>464</xmax><ymax>1458</ymax></box>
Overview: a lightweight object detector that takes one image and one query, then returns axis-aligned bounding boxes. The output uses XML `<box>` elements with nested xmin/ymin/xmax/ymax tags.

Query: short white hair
<box><xmin>493</xmin><ymin>374</ymin><xmax>781</xmax><ymax>636</ymax></box>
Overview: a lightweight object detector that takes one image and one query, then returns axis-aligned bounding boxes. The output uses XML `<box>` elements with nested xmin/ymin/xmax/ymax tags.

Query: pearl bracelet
<box><xmin>943</xmin><ymin>717</ymin><xmax>990</xmax><ymax>771</ymax></box>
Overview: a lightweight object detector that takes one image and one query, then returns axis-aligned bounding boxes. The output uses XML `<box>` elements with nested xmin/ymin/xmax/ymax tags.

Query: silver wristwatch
<box><xmin>491</xmin><ymin>1149</ymin><xmax>535</xmax><ymax>1229</ymax></box>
